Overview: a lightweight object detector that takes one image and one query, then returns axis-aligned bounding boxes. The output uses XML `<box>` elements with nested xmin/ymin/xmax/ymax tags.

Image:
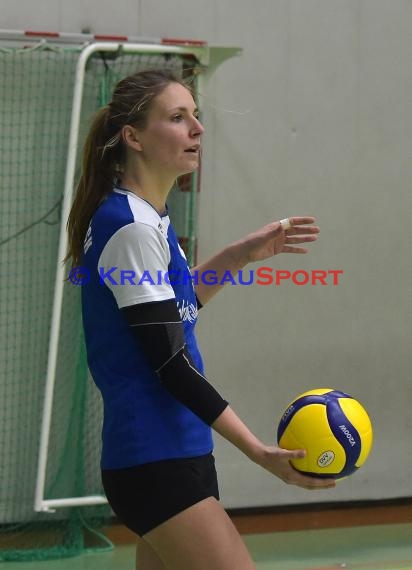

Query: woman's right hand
<box><xmin>212</xmin><ymin>407</ymin><xmax>336</xmax><ymax>490</ymax></box>
<box><xmin>254</xmin><ymin>444</ymin><xmax>336</xmax><ymax>490</ymax></box>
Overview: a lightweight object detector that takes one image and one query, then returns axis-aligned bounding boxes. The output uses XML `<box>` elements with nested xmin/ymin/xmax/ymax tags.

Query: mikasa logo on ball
<box><xmin>317</xmin><ymin>450</ymin><xmax>335</xmax><ymax>467</ymax></box>
<box><xmin>339</xmin><ymin>424</ymin><xmax>356</xmax><ymax>447</ymax></box>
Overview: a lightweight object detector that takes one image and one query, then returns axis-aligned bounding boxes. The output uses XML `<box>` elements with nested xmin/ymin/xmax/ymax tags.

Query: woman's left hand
<box><xmin>192</xmin><ymin>216</ymin><xmax>320</xmax><ymax>305</ymax></box>
<box><xmin>239</xmin><ymin>216</ymin><xmax>320</xmax><ymax>264</ymax></box>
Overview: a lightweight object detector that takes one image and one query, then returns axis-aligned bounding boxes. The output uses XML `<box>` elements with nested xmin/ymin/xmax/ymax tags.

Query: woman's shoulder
<box><xmin>97</xmin><ymin>189</ymin><xmax>167</xmax><ymax>230</ymax></box>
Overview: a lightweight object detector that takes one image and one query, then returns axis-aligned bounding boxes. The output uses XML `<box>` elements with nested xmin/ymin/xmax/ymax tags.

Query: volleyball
<box><xmin>277</xmin><ymin>388</ymin><xmax>373</xmax><ymax>479</ymax></box>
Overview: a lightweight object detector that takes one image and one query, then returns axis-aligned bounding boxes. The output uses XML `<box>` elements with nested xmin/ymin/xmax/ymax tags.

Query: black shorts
<box><xmin>101</xmin><ymin>453</ymin><xmax>219</xmax><ymax>536</ymax></box>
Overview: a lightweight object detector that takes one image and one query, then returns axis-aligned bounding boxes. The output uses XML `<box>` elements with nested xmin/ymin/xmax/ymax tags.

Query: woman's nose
<box><xmin>191</xmin><ymin>117</ymin><xmax>205</xmax><ymax>136</ymax></box>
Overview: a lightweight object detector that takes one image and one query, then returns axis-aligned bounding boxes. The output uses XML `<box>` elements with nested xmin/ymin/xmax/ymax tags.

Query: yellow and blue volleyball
<box><xmin>277</xmin><ymin>388</ymin><xmax>373</xmax><ymax>479</ymax></box>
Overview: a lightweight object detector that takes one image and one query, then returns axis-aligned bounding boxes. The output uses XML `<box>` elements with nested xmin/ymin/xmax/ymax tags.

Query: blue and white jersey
<box><xmin>81</xmin><ymin>187</ymin><xmax>213</xmax><ymax>469</ymax></box>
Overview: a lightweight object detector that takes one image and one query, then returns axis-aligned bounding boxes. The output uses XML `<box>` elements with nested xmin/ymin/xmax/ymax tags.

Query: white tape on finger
<box><xmin>280</xmin><ymin>218</ymin><xmax>292</xmax><ymax>231</ymax></box>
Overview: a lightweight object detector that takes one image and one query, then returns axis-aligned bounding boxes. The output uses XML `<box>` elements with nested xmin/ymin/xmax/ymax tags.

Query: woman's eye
<box><xmin>171</xmin><ymin>113</ymin><xmax>199</xmax><ymax>123</ymax></box>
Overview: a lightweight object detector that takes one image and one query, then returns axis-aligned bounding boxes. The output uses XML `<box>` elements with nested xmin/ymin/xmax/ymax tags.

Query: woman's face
<box><xmin>135</xmin><ymin>82</ymin><xmax>205</xmax><ymax>177</ymax></box>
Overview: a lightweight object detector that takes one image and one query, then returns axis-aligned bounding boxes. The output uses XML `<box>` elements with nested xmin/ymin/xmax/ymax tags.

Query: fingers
<box><xmin>267</xmin><ymin>218</ymin><xmax>319</xmax><ymax>242</ymax></box>
<box><xmin>287</xmin><ymin>225</ymin><xmax>320</xmax><ymax>235</ymax></box>
<box><xmin>282</xmin><ymin>231</ymin><xmax>318</xmax><ymax>254</ymax></box>
<box><xmin>282</xmin><ymin>245</ymin><xmax>309</xmax><ymax>254</ymax></box>
<box><xmin>282</xmin><ymin>465</ymin><xmax>336</xmax><ymax>490</ymax></box>
<box><xmin>288</xmin><ymin>216</ymin><xmax>317</xmax><ymax>226</ymax></box>
<box><xmin>278</xmin><ymin>217</ymin><xmax>319</xmax><ymax>242</ymax></box>
<box><xmin>277</xmin><ymin>449</ymin><xmax>336</xmax><ymax>490</ymax></box>
<box><xmin>279</xmin><ymin>217</ymin><xmax>313</xmax><ymax>229</ymax></box>
<box><xmin>292</xmin><ymin>473</ymin><xmax>336</xmax><ymax>490</ymax></box>
<box><xmin>280</xmin><ymin>448</ymin><xmax>306</xmax><ymax>460</ymax></box>
<box><xmin>285</xmin><ymin>234</ymin><xmax>318</xmax><ymax>244</ymax></box>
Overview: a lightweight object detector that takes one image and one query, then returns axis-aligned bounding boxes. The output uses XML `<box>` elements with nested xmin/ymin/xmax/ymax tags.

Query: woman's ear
<box><xmin>121</xmin><ymin>125</ymin><xmax>143</xmax><ymax>151</ymax></box>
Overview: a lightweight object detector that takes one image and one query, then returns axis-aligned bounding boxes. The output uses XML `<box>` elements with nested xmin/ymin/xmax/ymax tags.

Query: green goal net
<box><xmin>0</xmin><ymin>37</ymin><xmax>203</xmax><ymax>561</ymax></box>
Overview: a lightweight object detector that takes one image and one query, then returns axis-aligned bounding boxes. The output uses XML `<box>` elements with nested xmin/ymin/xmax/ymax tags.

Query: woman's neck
<box><xmin>119</xmin><ymin>170</ymin><xmax>174</xmax><ymax>215</ymax></box>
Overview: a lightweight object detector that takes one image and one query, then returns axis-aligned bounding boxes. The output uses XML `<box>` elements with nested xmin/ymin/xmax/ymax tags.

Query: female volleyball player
<box><xmin>65</xmin><ymin>70</ymin><xmax>335</xmax><ymax>570</ymax></box>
